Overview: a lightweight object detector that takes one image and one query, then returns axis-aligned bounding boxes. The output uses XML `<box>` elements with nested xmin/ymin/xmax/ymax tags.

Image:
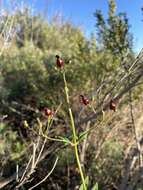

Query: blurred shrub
<box><xmin>89</xmin><ymin>138</ymin><xmax>124</xmax><ymax>189</ymax></box>
<box><xmin>0</xmin><ymin>122</ymin><xmax>26</xmax><ymax>177</ymax></box>
<box><xmin>0</xmin><ymin>8</ymin><xmax>124</xmax><ymax>111</ymax></box>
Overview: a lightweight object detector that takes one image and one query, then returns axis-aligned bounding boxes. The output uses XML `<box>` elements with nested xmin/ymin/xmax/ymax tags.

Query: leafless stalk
<box><xmin>80</xmin><ymin>121</ymin><xmax>90</xmax><ymax>168</ymax></box>
<box><xmin>28</xmin><ymin>157</ymin><xmax>59</xmax><ymax>190</ymax></box>
<box><xmin>128</xmin><ymin>84</ymin><xmax>143</xmax><ymax>168</ymax></box>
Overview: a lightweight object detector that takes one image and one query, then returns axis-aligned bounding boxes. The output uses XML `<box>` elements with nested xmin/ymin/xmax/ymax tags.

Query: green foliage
<box><xmin>90</xmin><ymin>138</ymin><xmax>123</xmax><ymax>188</ymax></box>
<box><xmin>95</xmin><ymin>0</ymin><xmax>133</xmax><ymax>59</ymax></box>
<box><xmin>79</xmin><ymin>176</ymin><xmax>99</xmax><ymax>190</ymax></box>
<box><xmin>0</xmin><ymin>122</ymin><xmax>26</xmax><ymax>162</ymax></box>
<box><xmin>0</xmin><ymin>9</ymin><xmax>99</xmax><ymax>108</ymax></box>
<box><xmin>91</xmin><ymin>183</ymin><xmax>99</xmax><ymax>190</ymax></box>
<box><xmin>79</xmin><ymin>176</ymin><xmax>89</xmax><ymax>190</ymax></box>
<box><xmin>0</xmin><ymin>5</ymin><xmax>133</xmax><ymax>111</ymax></box>
<box><xmin>1</xmin><ymin>45</ymin><xmax>49</xmax><ymax>105</ymax></box>
<box><xmin>102</xmin><ymin>139</ymin><xmax>123</xmax><ymax>160</ymax></box>
<box><xmin>56</xmin><ymin>147</ymin><xmax>74</xmax><ymax>168</ymax></box>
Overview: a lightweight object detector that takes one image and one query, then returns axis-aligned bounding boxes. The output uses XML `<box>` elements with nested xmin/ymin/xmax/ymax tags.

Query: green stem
<box><xmin>37</xmin><ymin>118</ymin><xmax>71</xmax><ymax>144</ymax></box>
<box><xmin>63</xmin><ymin>71</ymin><xmax>87</xmax><ymax>190</ymax></box>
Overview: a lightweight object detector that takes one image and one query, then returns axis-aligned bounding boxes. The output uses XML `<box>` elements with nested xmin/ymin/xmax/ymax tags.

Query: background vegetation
<box><xmin>0</xmin><ymin>0</ymin><xmax>143</xmax><ymax>189</ymax></box>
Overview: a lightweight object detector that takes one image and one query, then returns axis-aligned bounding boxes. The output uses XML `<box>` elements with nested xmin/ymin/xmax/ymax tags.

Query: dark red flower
<box><xmin>109</xmin><ymin>99</ymin><xmax>116</xmax><ymax>112</ymax></box>
<box><xmin>55</xmin><ymin>55</ymin><xmax>64</xmax><ymax>68</ymax></box>
<box><xmin>80</xmin><ymin>95</ymin><xmax>90</xmax><ymax>106</ymax></box>
<box><xmin>44</xmin><ymin>108</ymin><xmax>53</xmax><ymax>117</ymax></box>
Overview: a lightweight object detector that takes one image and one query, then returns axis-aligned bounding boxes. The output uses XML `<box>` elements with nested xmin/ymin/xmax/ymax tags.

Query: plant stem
<box><xmin>63</xmin><ymin>71</ymin><xmax>87</xmax><ymax>190</ymax></box>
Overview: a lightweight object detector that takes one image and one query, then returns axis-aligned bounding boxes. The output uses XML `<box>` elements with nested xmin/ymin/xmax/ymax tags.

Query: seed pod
<box><xmin>55</xmin><ymin>55</ymin><xmax>64</xmax><ymax>68</ymax></box>
<box><xmin>109</xmin><ymin>99</ymin><xmax>116</xmax><ymax>112</ymax></box>
<box><xmin>44</xmin><ymin>108</ymin><xmax>53</xmax><ymax>117</ymax></box>
<box><xmin>80</xmin><ymin>95</ymin><xmax>90</xmax><ymax>106</ymax></box>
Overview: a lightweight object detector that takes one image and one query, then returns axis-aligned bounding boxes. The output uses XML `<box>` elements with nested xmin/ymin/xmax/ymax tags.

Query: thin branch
<box><xmin>20</xmin><ymin>156</ymin><xmax>33</xmax><ymax>182</ymax></box>
<box><xmin>28</xmin><ymin>157</ymin><xmax>59</xmax><ymax>190</ymax></box>
<box><xmin>128</xmin><ymin>84</ymin><xmax>143</xmax><ymax>168</ymax></box>
<box><xmin>78</xmin><ymin>70</ymin><xmax>143</xmax><ymax>127</ymax></box>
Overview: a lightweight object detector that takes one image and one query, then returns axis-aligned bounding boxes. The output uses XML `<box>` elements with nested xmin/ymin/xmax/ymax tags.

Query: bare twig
<box><xmin>128</xmin><ymin>85</ymin><xmax>143</xmax><ymax>168</ymax></box>
<box><xmin>78</xmin><ymin>69</ymin><xmax>143</xmax><ymax>127</ymax></box>
<box><xmin>28</xmin><ymin>157</ymin><xmax>59</xmax><ymax>190</ymax></box>
<box><xmin>80</xmin><ymin>121</ymin><xmax>90</xmax><ymax>168</ymax></box>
